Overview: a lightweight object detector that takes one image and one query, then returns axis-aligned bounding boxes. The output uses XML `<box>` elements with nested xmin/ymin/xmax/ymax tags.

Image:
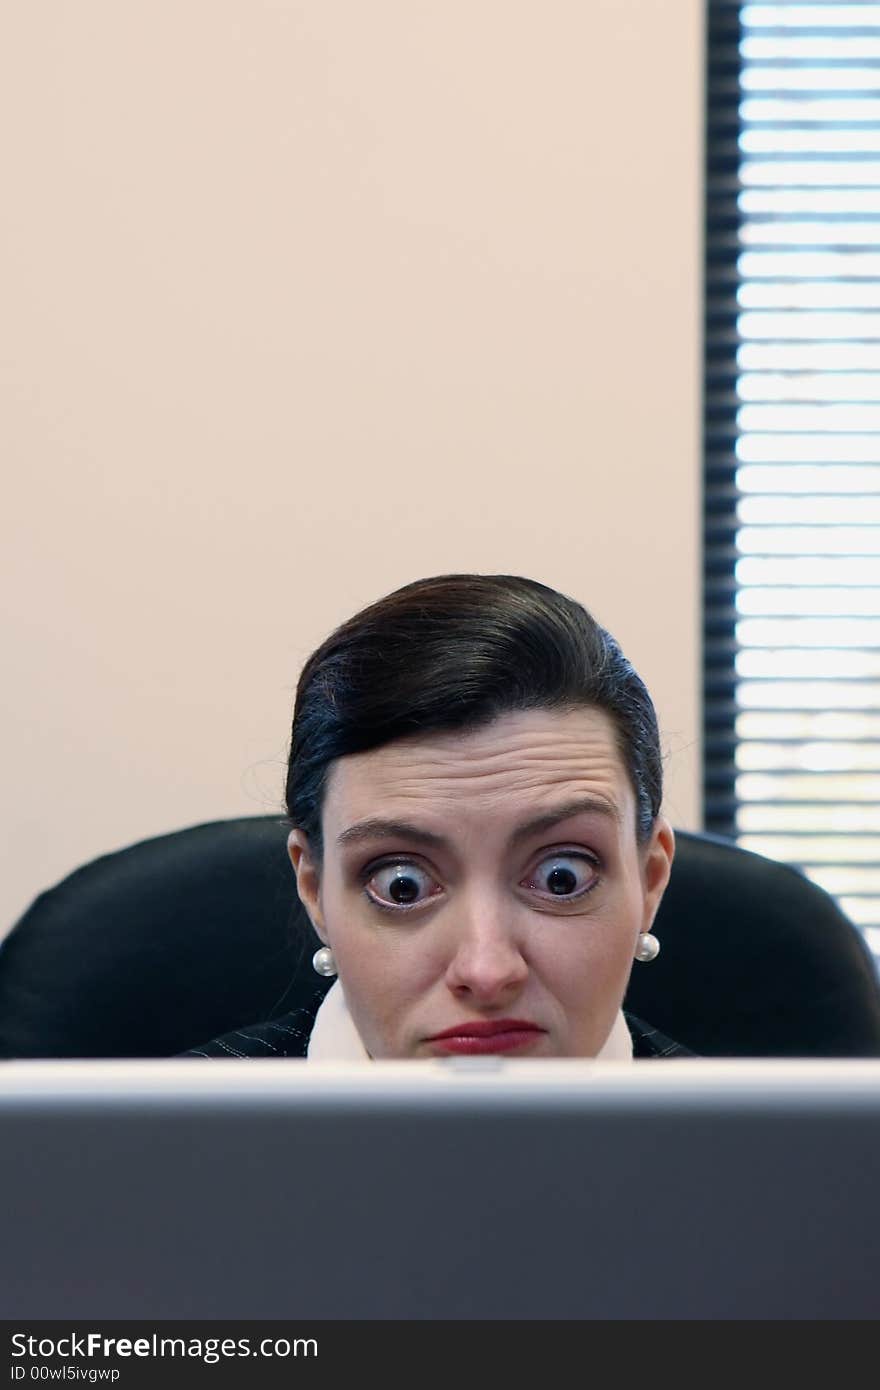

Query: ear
<box><xmin>287</xmin><ymin>828</ymin><xmax>327</xmax><ymax>943</ymax></box>
<box><xmin>639</xmin><ymin>815</ymin><xmax>675</xmax><ymax>935</ymax></box>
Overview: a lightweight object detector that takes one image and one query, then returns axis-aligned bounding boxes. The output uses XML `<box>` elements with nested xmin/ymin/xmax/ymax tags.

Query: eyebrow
<box><xmin>335</xmin><ymin>795</ymin><xmax>622</xmax><ymax>851</ymax></box>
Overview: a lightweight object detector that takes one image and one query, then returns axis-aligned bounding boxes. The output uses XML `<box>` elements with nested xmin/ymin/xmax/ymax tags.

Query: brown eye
<box><xmin>365</xmin><ymin>862</ymin><xmax>440</xmax><ymax>909</ymax></box>
<box><xmin>523</xmin><ymin>854</ymin><xmax>597</xmax><ymax>899</ymax></box>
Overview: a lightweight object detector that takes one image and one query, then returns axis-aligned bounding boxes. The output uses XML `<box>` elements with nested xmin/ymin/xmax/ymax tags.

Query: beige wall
<box><xmin>1</xmin><ymin>1</ymin><xmax>703</xmax><ymax>933</ymax></box>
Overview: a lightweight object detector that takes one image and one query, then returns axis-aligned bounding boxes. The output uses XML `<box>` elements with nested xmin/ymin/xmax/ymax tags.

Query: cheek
<box><xmin>319</xmin><ymin>870</ymin><xmax>370</xmax><ymax>939</ymax></box>
<box><xmin>606</xmin><ymin>871</ymin><xmax>649</xmax><ymax>940</ymax></box>
<box><xmin>320</xmin><ymin>886</ymin><xmax>373</xmax><ymax>978</ymax></box>
<box><xmin>329</xmin><ymin>926</ymin><xmax>441</xmax><ymax>1060</ymax></box>
<box><xmin>544</xmin><ymin>900</ymin><xmax>641</xmax><ymax>996</ymax></box>
<box><xmin>320</xmin><ymin>884</ymin><xmax>438</xmax><ymax>1005</ymax></box>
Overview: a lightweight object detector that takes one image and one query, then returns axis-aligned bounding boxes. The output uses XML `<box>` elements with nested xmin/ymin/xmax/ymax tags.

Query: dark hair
<box><xmin>285</xmin><ymin>574</ymin><xmax>662</xmax><ymax>855</ymax></box>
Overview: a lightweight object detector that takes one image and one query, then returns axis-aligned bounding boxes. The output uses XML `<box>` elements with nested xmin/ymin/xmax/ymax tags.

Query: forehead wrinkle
<box><xmin>332</xmin><ymin>763</ymin><xmax>630</xmax><ymax>840</ymax></box>
<box><xmin>351</xmin><ymin>736</ymin><xmax>622</xmax><ymax>785</ymax></box>
<box><xmin>323</xmin><ymin>707</ymin><xmax>635</xmax><ymax>834</ymax></box>
<box><xmin>375</xmin><ymin>726</ymin><xmax>618</xmax><ymax>770</ymax></box>
<box><xmin>335</xmin><ymin>752</ymin><xmax>625</xmax><ymax>801</ymax></box>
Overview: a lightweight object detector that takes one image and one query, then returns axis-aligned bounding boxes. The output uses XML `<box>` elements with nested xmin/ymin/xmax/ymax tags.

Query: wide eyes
<box><xmin>365</xmin><ymin>863</ymin><xmax>441</xmax><ymax>910</ymax></box>
<box><xmin>521</xmin><ymin>853</ymin><xmax>598</xmax><ymax>900</ymax></box>
<box><xmin>363</xmin><ymin>852</ymin><xmax>598</xmax><ymax>911</ymax></box>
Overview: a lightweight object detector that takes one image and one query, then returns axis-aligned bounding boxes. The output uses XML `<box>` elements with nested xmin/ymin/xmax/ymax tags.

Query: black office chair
<box><xmin>1</xmin><ymin>816</ymin><xmax>879</xmax><ymax>1058</ymax></box>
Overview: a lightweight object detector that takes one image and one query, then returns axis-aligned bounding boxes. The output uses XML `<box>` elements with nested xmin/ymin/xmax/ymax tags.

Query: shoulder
<box><xmin>182</xmin><ymin>1008</ymin><xmax>315</xmax><ymax>1058</ymax></box>
<box><xmin>624</xmin><ymin>1012</ymin><xmax>696</xmax><ymax>1058</ymax></box>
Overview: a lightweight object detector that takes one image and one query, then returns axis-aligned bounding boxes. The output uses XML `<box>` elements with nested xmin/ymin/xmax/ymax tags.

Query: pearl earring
<box><xmin>312</xmin><ymin>946</ymin><xmax>337</xmax><ymax>978</ymax></box>
<box><xmin>634</xmin><ymin>931</ymin><xmax>660</xmax><ymax>963</ymax></box>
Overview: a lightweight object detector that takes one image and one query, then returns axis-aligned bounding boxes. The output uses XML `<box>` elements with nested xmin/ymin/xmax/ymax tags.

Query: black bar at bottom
<box><xmin>1</xmin><ymin>1320</ymin><xmax>876</xmax><ymax>1385</ymax></box>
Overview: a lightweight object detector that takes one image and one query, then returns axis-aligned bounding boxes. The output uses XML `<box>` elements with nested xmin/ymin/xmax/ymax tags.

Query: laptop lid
<box><xmin>2</xmin><ymin>1058</ymin><xmax>879</xmax><ymax>1319</ymax></box>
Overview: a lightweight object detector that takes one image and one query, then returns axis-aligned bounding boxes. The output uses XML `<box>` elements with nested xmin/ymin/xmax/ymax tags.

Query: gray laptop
<box><xmin>2</xmin><ymin>1058</ymin><xmax>879</xmax><ymax>1319</ymax></box>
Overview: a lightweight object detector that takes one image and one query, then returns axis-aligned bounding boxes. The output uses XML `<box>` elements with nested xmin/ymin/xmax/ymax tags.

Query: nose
<box><xmin>443</xmin><ymin>895</ymin><xmax>529</xmax><ymax>1006</ymax></box>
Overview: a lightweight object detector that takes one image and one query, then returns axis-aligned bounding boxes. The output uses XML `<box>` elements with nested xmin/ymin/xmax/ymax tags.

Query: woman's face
<box><xmin>288</xmin><ymin>706</ymin><xmax>674</xmax><ymax>1059</ymax></box>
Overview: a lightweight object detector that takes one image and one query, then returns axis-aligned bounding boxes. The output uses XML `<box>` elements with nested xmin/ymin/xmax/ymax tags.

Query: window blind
<box><xmin>705</xmin><ymin>0</ymin><xmax>880</xmax><ymax>964</ymax></box>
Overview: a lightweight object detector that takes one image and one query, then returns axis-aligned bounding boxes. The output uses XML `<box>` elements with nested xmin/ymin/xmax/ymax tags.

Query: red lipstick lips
<box><xmin>426</xmin><ymin>1019</ymin><xmax>545</xmax><ymax>1055</ymax></box>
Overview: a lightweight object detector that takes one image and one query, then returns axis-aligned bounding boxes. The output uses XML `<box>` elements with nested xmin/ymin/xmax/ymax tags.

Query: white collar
<box><xmin>306</xmin><ymin>981</ymin><xmax>633</xmax><ymax>1062</ymax></box>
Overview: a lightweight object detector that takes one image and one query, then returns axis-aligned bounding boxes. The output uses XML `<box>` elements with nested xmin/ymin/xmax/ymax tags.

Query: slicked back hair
<box><xmin>285</xmin><ymin>574</ymin><xmax>663</xmax><ymax>857</ymax></box>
